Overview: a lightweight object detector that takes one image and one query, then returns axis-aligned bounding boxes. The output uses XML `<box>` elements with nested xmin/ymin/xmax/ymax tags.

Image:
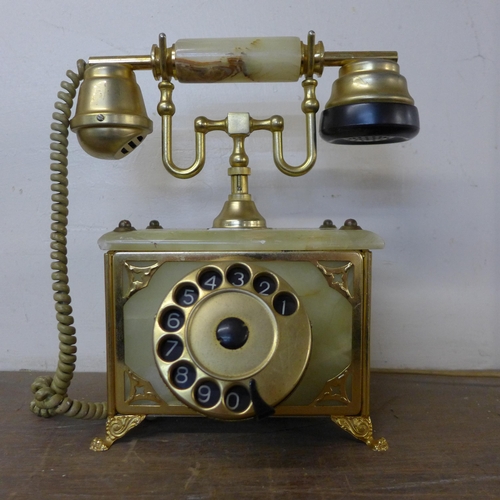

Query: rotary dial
<box><xmin>153</xmin><ymin>261</ymin><xmax>311</xmax><ymax>419</ymax></box>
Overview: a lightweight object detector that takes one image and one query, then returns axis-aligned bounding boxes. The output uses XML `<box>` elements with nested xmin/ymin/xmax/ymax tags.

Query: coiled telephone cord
<box><xmin>30</xmin><ymin>60</ymin><xmax>107</xmax><ymax>419</ymax></box>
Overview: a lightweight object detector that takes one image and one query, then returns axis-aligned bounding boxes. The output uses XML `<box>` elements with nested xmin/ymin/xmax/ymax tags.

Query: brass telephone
<box><xmin>30</xmin><ymin>31</ymin><xmax>419</xmax><ymax>451</ymax></box>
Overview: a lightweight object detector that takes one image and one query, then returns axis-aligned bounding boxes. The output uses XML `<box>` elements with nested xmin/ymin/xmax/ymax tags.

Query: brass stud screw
<box><xmin>341</xmin><ymin>219</ymin><xmax>362</xmax><ymax>230</ymax></box>
<box><xmin>114</xmin><ymin>220</ymin><xmax>136</xmax><ymax>232</ymax></box>
<box><xmin>146</xmin><ymin>220</ymin><xmax>163</xmax><ymax>229</ymax></box>
<box><xmin>320</xmin><ymin>219</ymin><xmax>336</xmax><ymax>229</ymax></box>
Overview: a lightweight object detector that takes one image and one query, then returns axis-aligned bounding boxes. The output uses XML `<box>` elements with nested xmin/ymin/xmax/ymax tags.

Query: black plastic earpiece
<box><xmin>320</xmin><ymin>101</ymin><xmax>419</xmax><ymax>145</ymax></box>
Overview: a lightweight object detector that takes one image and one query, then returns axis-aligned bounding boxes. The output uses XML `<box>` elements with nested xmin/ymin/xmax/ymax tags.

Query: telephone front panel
<box><xmin>87</xmin><ymin>226</ymin><xmax>388</xmax><ymax>450</ymax></box>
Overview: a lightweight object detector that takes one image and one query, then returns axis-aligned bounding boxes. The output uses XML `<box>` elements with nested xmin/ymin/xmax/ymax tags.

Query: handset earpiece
<box><xmin>320</xmin><ymin>59</ymin><xmax>419</xmax><ymax>144</ymax></box>
<box><xmin>70</xmin><ymin>64</ymin><xmax>153</xmax><ymax>159</ymax></box>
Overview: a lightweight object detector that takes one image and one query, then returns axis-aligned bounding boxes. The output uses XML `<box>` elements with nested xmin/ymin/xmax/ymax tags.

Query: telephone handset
<box><xmin>30</xmin><ymin>31</ymin><xmax>419</xmax><ymax>451</ymax></box>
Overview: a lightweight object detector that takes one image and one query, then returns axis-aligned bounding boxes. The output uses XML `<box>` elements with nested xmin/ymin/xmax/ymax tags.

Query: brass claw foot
<box><xmin>331</xmin><ymin>415</ymin><xmax>388</xmax><ymax>451</ymax></box>
<box><xmin>90</xmin><ymin>414</ymin><xmax>146</xmax><ymax>451</ymax></box>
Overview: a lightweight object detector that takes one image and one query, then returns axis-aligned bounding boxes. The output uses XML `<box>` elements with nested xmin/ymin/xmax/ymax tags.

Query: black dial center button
<box><xmin>216</xmin><ymin>317</ymin><xmax>249</xmax><ymax>350</ymax></box>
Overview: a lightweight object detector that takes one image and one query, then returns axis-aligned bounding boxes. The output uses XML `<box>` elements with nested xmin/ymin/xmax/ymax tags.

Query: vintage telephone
<box><xmin>30</xmin><ymin>32</ymin><xmax>419</xmax><ymax>451</ymax></box>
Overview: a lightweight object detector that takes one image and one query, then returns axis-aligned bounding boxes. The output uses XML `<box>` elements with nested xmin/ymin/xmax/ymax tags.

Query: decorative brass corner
<box><xmin>311</xmin><ymin>364</ymin><xmax>352</xmax><ymax>407</ymax></box>
<box><xmin>124</xmin><ymin>261</ymin><xmax>160</xmax><ymax>299</ymax></box>
<box><xmin>90</xmin><ymin>414</ymin><xmax>146</xmax><ymax>451</ymax></box>
<box><xmin>316</xmin><ymin>261</ymin><xmax>353</xmax><ymax>300</ymax></box>
<box><xmin>331</xmin><ymin>415</ymin><xmax>388</xmax><ymax>451</ymax></box>
<box><xmin>125</xmin><ymin>369</ymin><xmax>164</xmax><ymax>406</ymax></box>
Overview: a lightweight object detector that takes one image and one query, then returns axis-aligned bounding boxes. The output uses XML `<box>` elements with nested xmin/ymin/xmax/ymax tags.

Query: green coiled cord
<box><xmin>30</xmin><ymin>60</ymin><xmax>107</xmax><ymax>420</ymax></box>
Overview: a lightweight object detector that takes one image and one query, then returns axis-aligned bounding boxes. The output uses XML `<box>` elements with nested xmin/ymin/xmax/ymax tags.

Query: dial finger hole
<box><xmin>170</xmin><ymin>362</ymin><xmax>196</xmax><ymax>390</ymax></box>
<box><xmin>159</xmin><ymin>307</ymin><xmax>185</xmax><ymax>332</ymax></box>
<box><xmin>194</xmin><ymin>380</ymin><xmax>221</xmax><ymax>408</ymax></box>
<box><xmin>158</xmin><ymin>335</ymin><xmax>184</xmax><ymax>362</ymax></box>
<box><xmin>174</xmin><ymin>283</ymin><xmax>199</xmax><ymax>307</ymax></box>
<box><xmin>225</xmin><ymin>385</ymin><xmax>251</xmax><ymax>413</ymax></box>
<box><xmin>273</xmin><ymin>292</ymin><xmax>298</xmax><ymax>316</ymax></box>
<box><xmin>198</xmin><ymin>268</ymin><xmax>223</xmax><ymax>291</ymax></box>
<box><xmin>226</xmin><ymin>265</ymin><xmax>251</xmax><ymax>287</ymax></box>
<box><xmin>253</xmin><ymin>273</ymin><xmax>277</xmax><ymax>296</ymax></box>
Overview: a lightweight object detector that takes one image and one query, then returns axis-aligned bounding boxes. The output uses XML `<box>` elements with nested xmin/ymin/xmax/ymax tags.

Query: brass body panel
<box><xmin>104</xmin><ymin>249</ymin><xmax>373</xmax><ymax>422</ymax></box>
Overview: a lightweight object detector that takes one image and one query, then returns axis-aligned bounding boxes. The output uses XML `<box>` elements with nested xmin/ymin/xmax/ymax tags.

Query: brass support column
<box><xmin>213</xmin><ymin>113</ymin><xmax>267</xmax><ymax>228</ymax></box>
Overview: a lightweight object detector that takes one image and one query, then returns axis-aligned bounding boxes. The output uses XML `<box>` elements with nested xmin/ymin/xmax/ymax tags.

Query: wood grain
<box><xmin>1</xmin><ymin>371</ymin><xmax>499</xmax><ymax>499</ymax></box>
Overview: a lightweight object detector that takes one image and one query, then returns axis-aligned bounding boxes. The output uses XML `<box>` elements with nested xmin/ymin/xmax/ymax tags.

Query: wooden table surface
<box><xmin>1</xmin><ymin>371</ymin><xmax>499</xmax><ymax>499</ymax></box>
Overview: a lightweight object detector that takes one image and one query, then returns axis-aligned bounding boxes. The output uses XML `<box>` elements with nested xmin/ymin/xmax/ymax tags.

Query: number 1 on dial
<box><xmin>273</xmin><ymin>292</ymin><xmax>298</xmax><ymax>316</ymax></box>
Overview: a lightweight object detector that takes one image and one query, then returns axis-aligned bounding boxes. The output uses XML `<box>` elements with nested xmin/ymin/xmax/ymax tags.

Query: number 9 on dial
<box><xmin>195</xmin><ymin>380</ymin><xmax>220</xmax><ymax>408</ymax></box>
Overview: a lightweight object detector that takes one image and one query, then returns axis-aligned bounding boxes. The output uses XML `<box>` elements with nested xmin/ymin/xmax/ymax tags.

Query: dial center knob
<box><xmin>216</xmin><ymin>317</ymin><xmax>249</xmax><ymax>350</ymax></box>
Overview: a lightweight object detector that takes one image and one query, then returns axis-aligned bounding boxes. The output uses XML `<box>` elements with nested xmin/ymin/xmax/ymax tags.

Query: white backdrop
<box><xmin>1</xmin><ymin>0</ymin><xmax>498</xmax><ymax>371</ymax></box>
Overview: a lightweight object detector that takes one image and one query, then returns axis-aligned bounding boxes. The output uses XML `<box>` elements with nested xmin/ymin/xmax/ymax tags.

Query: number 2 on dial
<box><xmin>254</xmin><ymin>274</ymin><xmax>277</xmax><ymax>296</ymax></box>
